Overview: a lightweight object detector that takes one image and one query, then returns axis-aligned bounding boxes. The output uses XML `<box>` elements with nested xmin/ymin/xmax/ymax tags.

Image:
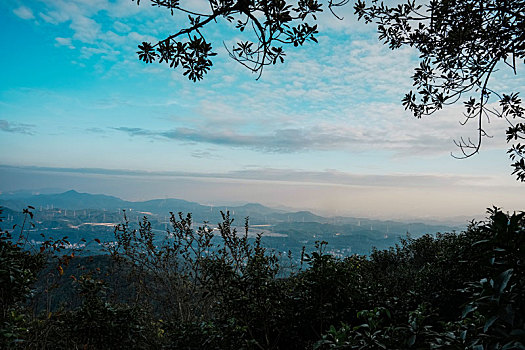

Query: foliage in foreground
<box><xmin>0</xmin><ymin>206</ymin><xmax>524</xmax><ymax>349</ymax></box>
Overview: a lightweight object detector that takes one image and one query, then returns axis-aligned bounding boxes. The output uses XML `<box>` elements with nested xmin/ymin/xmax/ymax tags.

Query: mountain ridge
<box><xmin>0</xmin><ymin>190</ymin><xmax>465</xmax><ymax>234</ymax></box>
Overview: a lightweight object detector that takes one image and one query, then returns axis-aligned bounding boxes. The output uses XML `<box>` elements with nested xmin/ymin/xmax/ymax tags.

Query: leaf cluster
<box><xmin>134</xmin><ymin>0</ymin><xmax>331</xmax><ymax>79</ymax></box>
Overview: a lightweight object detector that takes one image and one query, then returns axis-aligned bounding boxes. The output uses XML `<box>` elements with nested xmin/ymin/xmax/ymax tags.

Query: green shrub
<box><xmin>2</xmin><ymin>206</ymin><xmax>523</xmax><ymax>349</ymax></box>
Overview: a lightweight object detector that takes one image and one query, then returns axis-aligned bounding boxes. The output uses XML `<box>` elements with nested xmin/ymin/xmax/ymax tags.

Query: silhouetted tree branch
<box><xmin>134</xmin><ymin>0</ymin><xmax>333</xmax><ymax>80</ymax></box>
<box><xmin>355</xmin><ymin>0</ymin><xmax>524</xmax><ymax>180</ymax></box>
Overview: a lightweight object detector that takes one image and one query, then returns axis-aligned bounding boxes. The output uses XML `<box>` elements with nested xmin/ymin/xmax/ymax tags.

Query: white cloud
<box><xmin>55</xmin><ymin>37</ymin><xmax>75</xmax><ymax>49</ymax></box>
<box><xmin>13</xmin><ymin>6</ymin><xmax>35</xmax><ymax>20</ymax></box>
<box><xmin>71</xmin><ymin>15</ymin><xmax>101</xmax><ymax>44</ymax></box>
<box><xmin>113</xmin><ymin>21</ymin><xmax>131</xmax><ymax>33</ymax></box>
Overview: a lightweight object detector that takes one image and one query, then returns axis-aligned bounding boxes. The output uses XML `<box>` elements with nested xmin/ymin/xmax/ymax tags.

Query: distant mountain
<box><xmin>0</xmin><ymin>190</ymin><xmax>465</xmax><ymax>238</ymax></box>
<box><xmin>0</xmin><ymin>190</ymin><xmax>126</xmax><ymax>211</ymax></box>
<box><xmin>237</xmin><ymin>203</ymin><xmax>284</xmax><ymax>215</ymax></box>
<box><xmin>0</xmin><ymin>190</ymin><xmax>472</xmax><ymax>257</ymax></box>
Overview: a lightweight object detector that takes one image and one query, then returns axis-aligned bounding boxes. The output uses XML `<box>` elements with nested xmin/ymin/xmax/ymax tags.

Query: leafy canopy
<box><xmin>134</xmin><ymin>0</ymin><xmax>524</xmax><ymax>180</ymax></box>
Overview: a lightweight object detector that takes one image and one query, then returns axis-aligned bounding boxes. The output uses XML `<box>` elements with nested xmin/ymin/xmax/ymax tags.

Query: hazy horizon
<box><xmin>1</xmin><ymin>164</ymin><xmax>520</xmax><ymax>224</ymax></box>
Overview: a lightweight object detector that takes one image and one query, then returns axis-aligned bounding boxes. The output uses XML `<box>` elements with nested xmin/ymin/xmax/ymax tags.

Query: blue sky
<box><xmin>1</xmin><ymin>0</ymin><xmax>524</xmax><ymax>220</ymax></box>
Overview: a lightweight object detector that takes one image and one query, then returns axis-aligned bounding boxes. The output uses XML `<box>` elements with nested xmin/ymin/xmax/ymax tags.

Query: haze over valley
<box><xmin>1</xmin><ymin>189</ymin><xmax>464</xmax><ymax>258</ymax></box>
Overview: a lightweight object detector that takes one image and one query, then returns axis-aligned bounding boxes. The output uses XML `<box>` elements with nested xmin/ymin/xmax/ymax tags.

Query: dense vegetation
<box><xmin>1</xmin><ymin>206</ymin><xmax>524</xmax><ymax>349</ymax></box>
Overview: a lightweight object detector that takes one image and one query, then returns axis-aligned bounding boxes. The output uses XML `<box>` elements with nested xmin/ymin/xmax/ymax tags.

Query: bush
<box><xmin>1</xmin><ymin>206</ymin><xmax>523</xmax><ymax>349</ymax></box>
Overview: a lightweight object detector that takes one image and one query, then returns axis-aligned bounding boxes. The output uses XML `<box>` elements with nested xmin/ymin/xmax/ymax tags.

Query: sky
<box><xmin>0</xmin><ymin>0</ymin><xmax>524</xmax><ymax>220</ymax></box>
